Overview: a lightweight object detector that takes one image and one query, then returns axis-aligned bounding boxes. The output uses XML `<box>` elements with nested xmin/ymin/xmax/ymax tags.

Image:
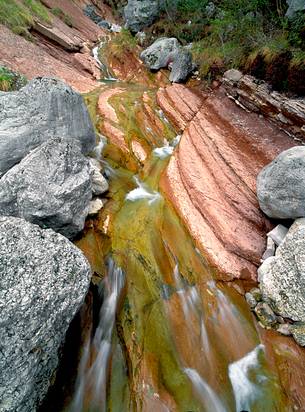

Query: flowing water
<box><xmin>61</xmin><ymin>38</ymin><xmax>305</xmax><ymax>412</ymax></box>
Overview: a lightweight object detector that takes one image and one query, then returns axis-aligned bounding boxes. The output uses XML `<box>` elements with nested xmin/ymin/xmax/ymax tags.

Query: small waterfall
<box><xmin>184</xmin><ymin>368</ymin><xmax>227</xmax><ymax>412</ymax></box>
<box><xmin>228</xmin><ymin>344</ymin><xmax>266</xmax><ymax>412</ymax></box>
<box><xmin>92</xmin><ymin>45</ymin><xmax>117</xmax><ymax>82</ymax></box>
<box><xmin>70</xmin><ymin>259</ymin><xmax>125</xmax><ymax>412</ymax></box>
<box><xmin>93</xmin><ymin>135</ymin><xmax>107</xmax><ymax>161</ymax></box>
<box><xmin>153</xmin><ymin>145</ymin><xmax>174</xmax><ymax>159</ymax></box>
<box><xmin>125</xmin><ymin>176</ymin><xmax>161</xmax><ymax>204</ymax></box>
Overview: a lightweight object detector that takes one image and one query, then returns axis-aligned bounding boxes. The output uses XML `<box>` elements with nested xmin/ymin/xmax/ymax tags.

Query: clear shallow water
<box><xmin>65</xmin><ymin>49</ymin><xmax>303</xmax><ymax>411</ymax></box>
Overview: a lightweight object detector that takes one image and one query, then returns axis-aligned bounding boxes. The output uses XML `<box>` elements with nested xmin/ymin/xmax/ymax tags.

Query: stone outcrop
<box><xmin>257</xmin><ymin>146</ymin><xmax>305</xmax><ymax>219</ymax></box>
<box><xmin>124</xmin><ymin>0</ymin><xmax>164</xmax><ymax>32</ymax></box>
<box><xmin>0</xmin><ymin>216</ymin><xmax>91</xmax><ymax>412</ymax></box>
<box><xmin>140</xmin><ymin>38</ymin><xmax>180</xmax><ymax>71</ymax></box>
<box><xmin>140</xmin><ymin>38</ymin><xmax>194</xmax><ymax>83</ymax></box>
<box><xmin>158</xmin><ymin>84</ymin><xmax>295</xmax><ymax>280</ymax></box>
<box><xmin>285</xmin><ymin>0</ymin><xmax>305</xmax><ymax>17</ymax></box>
<box><xmin>0</xmin><ymin>137</ymin><xmax>92</xmax><ymax>239</ymax></box>
<box><xmin>258</xmin><ymin>219</ymin><xmax>305</xmax><ymax>324</ymax></box>
<box><xmin>223</xmin><ymin>69</ymin><xmax>305</xmax><ymax>140</ymax></box>
<box><xmin>89</xmin><ymin>158</ymin><xmax>109</xmax><ymax>196</ymax></box>
<box><xmin>0</xmin><ymin>77</ymin><xmax>95</xmax><ymax>175</ymax></box>
<box><xmin>169</xmin><ymin>50</ymin><xmax>193</xmax><ymax>83</ymax></box>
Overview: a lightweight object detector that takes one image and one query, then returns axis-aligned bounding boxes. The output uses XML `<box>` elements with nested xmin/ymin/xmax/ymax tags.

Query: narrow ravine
<box><xmin>62</xmin><ymin>37</ymin><xmax>305</xmax><ymax>412</ymax></box>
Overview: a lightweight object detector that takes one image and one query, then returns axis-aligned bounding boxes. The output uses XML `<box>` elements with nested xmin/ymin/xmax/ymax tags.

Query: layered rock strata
<box><xmin>158</xmin><ymin>84</ymin><xmax>295</xmax><ymax>280</ymax></box>
<box><xmin>223</xmin><ymin>69</ymin><xmax>305</xmax><ymax>140</ymax></box>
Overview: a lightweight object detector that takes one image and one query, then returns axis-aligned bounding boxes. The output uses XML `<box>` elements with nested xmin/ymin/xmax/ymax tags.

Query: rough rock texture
<box><xmin>158</xmin><ymin>84</ymin><xmax>295</xmax><ymax>280</ymax></box>
<box><xmin>140</xmin><ymin>38</ymin><xmax>180</xmax><ymax>70</ymax></box>
<box><xmin>0</xmin><ymin>0</ymin><xmax>105</xmax><ymax>92</ymax></box>
<box><xmin>169</xmin><ymin>50</ymin><xmax>193</xmax><ymax>83</ymax></box>
<box><xmin>0</xmin><ymin>77</ymin><xmax>95</xmax><ymax>175</ymax></box>
<box><xmin>0</xmin><ymin>137</ymin><xmax>92</xmax><ymax>239</ymax></box>
<box><xmin>258</xmin><ymin>218</ymin><xmax>305</xmax><ymax>322</ymax></box>
<box><xmin>257</xmin><ymin>146</ymin><xmax>305</xmax><ymax>219</ymax></box>
<box><xmin>223</xmin><ymin>70</ymin><xmax>305</xmax><ymax>140</ymax></box>
<box><xmin>89</xmin><ymin>158</ymin><xmax>109</xmax><ymax>196</ymax></box>
<box><xmin>286</xmin><ymin>0</ymin><xmax>305</xmax><ymax>17</ymax></box>
<box><xmin>124</xmin><ymin>0</ymin><xmax>164</xmax><ymax>32</ymax></box>
<box><xmin>0</xmin><ymin>216</ymin><xmax>91</xmax><ymax>412</ymax></box>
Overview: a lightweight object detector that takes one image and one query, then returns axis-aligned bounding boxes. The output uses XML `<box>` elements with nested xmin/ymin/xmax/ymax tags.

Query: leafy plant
<box><xmin>0</xmin><ymin>67</ymin><xmax>27</xmax><ymax>92</ymax></box>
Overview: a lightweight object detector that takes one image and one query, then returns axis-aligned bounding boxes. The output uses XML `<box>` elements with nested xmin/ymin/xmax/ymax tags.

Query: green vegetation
<box><xmin>146</xmin><ymin>0</ymin><xmax>305</xmax><ymax>94</ymax></box>
<box><xmin>106</xmin><ymin>28</ymin><xmax>137</xmax><ymax>59</ymax></box>
<box><xmin>0</xmin><ymin>0</ymin><xmax>50</xmax><ymax>38</ymax></box>
<box><xmin>0</xmin><ymin>66</ymin><xmax>27</xmax><ymax>92</ymax></box>
<box><xmin>51</xmin><ymin>7</ymin><xmax>73</xmax><ymax>27</ymax></box>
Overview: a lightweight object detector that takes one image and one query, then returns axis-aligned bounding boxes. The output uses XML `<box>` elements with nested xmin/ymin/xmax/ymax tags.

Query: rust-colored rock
<box><xmin>159</xmin><ymin>85</ymin><xmax>295</xmax><ymax>280</ymax></box>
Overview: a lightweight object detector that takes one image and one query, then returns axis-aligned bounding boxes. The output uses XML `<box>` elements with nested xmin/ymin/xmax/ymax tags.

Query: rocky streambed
<box><xmin>2</xmin><ymin>22</ymin><xmax>305</xmax><ymax>412</ymax></box>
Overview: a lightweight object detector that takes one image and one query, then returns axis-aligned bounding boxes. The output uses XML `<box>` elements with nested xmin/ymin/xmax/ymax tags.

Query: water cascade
<box><xmin>70</xmin><ymin>259</ymin><xmax>125</xmax><ymax>412</ymax></box>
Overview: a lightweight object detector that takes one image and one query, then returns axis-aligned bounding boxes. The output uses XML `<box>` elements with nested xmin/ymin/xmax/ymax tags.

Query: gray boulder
<box><xmin>140</xmin><ymin>38</ymin><xmax>194</xmax><ymax>82</ymax></box>
<box><xmin>140</xmin><ymin>37</ymin><xmax>180</xmax><ymax>70</ymax></box>
<box><xmin>257</xmin><ymin>146</ymin><xmax>305</xmax><ymax>219</ymax></box>
<box><xmin>124</xmin><ymin>0</ymin><xmax>164</xmax><ymax>32</ymax></box>
<box><xmin>258</xmin><ymin>218</ymin><xmax>305</xmax><ymax>323</ymax></box>
<box><xmin>0</xmin><ymin>137</ymin><xmax>92</xmax><ymax>239</ymax></box>
<box><xmin>286</xmin><ymin>0</ymin><xmax>305</xmax><ymax>18</ymax></box>
<box><xmin>169</xmin><ymin>50</ymin><xmax>193</xmax><ymax>83</ymax></box>
<box><xmin>0</xmin><ymin>77</ymin><xmax>95</xmax><ymax>176</ymax></box>
<box><xmin>0</xmin><ymin>216</ymin><xmax>91</xmax><ymax>412</ymax></box>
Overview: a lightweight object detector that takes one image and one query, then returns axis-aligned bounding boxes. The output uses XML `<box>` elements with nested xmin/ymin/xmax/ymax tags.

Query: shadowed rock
<box><xmin>0</xmin><ymin>77</ymin><xmax>95</xmax><ymax>176</ymax></box>
<box><xmin>169</xmin><ymin>50</ymin><xmax>193</xmax><ymax>83</ymax></box>
<box><xmin>257</xmin><ymin>146</ymin><xmax>305</xmax><ymax>219</ymax></box>
<box><xmin>0</xmin><ymin>137</ymin><xmax>92</xmax><ymax>238</ymax></box>
<box><xmin>124</xmin><ymin>0</ymin><xmax>164</xmax><ymax>32</ymax></box>
<box><xmin>0</xmin><ymin>216</ymin><xmax>91</xmax><ymax>412</ymax></box>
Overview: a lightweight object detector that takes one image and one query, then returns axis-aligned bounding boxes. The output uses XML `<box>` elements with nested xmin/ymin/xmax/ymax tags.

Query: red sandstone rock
<box><xmin>159</xmin><ymin>85</ymin><xmax>296</xmax><ymax>280</ymax></box>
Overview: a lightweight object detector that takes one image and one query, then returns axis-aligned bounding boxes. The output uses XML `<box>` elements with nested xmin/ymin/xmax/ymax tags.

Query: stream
<box><xmin>52</xmin><ymin>39</ymin><xmax>304</xmax><ymax>412</ymax></box>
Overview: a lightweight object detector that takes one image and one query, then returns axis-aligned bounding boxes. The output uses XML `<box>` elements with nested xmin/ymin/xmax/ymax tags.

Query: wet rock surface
<box><xmin>0</xmin><ymin>137</ymin><xmax>92</xmax><ymax>239</ymax></box>
<box><xmin>257</xmin><ymin>146</ymin><xmax>305</xmax><ymax>219</ymax></box>
<box><xmin>158</xmin><ymin>84</ymin><xmax>295</xmax><ymax>280</ymax></box>
<box><xmin>0</xmin><ymin>216</ymin><xmax>91</xmax><ymax>412</ymax></box>
<box><xmin>0</xmin><ymin>77</ymin><xmax>95</xmax><ymax>175</ymax></box>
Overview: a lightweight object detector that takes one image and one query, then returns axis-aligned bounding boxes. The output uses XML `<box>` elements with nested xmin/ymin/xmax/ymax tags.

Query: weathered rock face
<box><xmin>257</xmin><ymin>146</ymin><xmax>305</xmax><ymax>219</ymax></box>
<box><xmin>0</xmin><ymin>77</ymin><xmax>95</xmax><ymax>175</ymax></box>
<box><xmin>89</xmin><ymin>158</ymin><xmax>109</xmax><ymax>196</ymax></box>
<box><xmin>286</xmin><ymin>0</ymin><xmax>305</xmax><ymax>17</ymax></box>
<box><xmin>158</xmin><ymin>84</ymin><xmax>295</xmax><ymax>280</ymax></box>
<box><xmin>0</xmin><ymin>137</ymin><xmax>92</xmax><ymax>239</ymax></box>
<box><xmin>140</xmin><ymin>38</ymin><xmax>180</xmax><ymax>70</ymax></box>
<box><xmin>258</xmin><ymin>219</ymin><xmax>305</xmax><ymax>324</ymax></box>
<box><xmin>0</xmin><ymin>216</ymin><xmax>91</xmax><ymax>412</ymax></box>
<box><xmin>169</xmin><ymin>50</ymin><xmax>193</xmax><ymax>83</ymax></box>
<box><xmin>223</xmin><ymin>70</ymin><xmax>305</xmax><ymax>139</ymax></box>
<box><xmin>124</xmin><ymin>0</ymin><xmax>164</xmax><ymax>32</ymax></box>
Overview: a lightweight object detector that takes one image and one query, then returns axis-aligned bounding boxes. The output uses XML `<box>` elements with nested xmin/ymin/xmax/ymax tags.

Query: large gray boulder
<box><xmin>286</xmin><ymin>0</ymin><xmax>305</xmax><ymax>18</ymax></box>
<box><xmin>140</xmin><ymin>37</ymin><xmax>180</xmax><ymax>70</ymax></box>
<box><xmin>0</xmin><ymin>137</ymin><xmax>92</xmax><ymax>238</ymax></box>
<box><xmin>258</xmin><ymin>218</ymin><xmax>305</xmax><ymax>323</ymax></box>
<box><xmin>0</xmin><ymin>77</ymin><xmax>95</xmax><ymax>176</ymax></box>
<box><xmin>124</xmin><ymin>0</ymin><xmax>164</xmax><ymax>32</ymax></box>
<box><xmin>169</xmin><ymin>50</ymin><xmax>193</xmax><ymax>83</ymax></box>
<box><xmin>257</xmin><ymin>146</ymin><xmax>305</xmax><ymax>219</ymax></box>
<box><xmin>0</xmin><ymin>216</ymin><xmax>91</xmax><ymax>412</ymax></box>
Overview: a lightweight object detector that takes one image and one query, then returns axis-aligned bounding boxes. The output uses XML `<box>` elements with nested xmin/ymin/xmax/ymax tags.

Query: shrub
<box><xmin>0</xmin><ymin>67</ymin><xmax>27</xmax><ymax>92</ymax></box>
